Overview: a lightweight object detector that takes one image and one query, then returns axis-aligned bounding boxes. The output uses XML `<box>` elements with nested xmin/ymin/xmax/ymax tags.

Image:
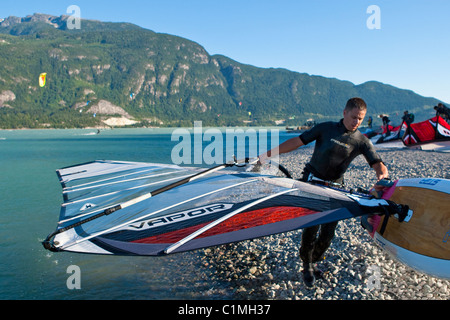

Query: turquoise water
<box><xmin>0</xmin><ymin>128</ymin><xmax>292</xmax><ymax>300</ymax></box>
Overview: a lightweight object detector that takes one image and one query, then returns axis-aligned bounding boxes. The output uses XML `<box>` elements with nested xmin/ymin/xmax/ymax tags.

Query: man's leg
<box><xmin>299</xmin><ymin>225</ymin><xmax>320</xmax><ymax>287</ymax></box>
<box><xmin>312</xmin><ymin>221</ymin><xmax>338</xmax><ymax>263</ymax></box>
<box><xmin>299</xmin><ymin>225</ymin><xmax>319</xmax><ymax>263</ymax></box>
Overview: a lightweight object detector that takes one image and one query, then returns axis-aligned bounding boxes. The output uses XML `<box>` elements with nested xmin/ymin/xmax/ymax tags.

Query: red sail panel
<box><xmin>132</xmin><ymin>206</ymin><xmax>317</xmax><ymax>244</ymax></box>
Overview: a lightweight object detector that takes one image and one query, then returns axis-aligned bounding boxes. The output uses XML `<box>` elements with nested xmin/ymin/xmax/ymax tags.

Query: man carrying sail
<box><xmin>259</xmin><ymin>97</ymin><xmax>388</xmax><ymax>287</ymax></box>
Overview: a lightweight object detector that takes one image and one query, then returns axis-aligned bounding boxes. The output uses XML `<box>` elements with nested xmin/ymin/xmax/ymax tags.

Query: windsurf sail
<box><xmin>403</xmin><ymin>116</ymin><xmax>450</xmax><ymax>146</ymax></box>
<box><xmin>43</xmin><ymin>160</ymin><xmax>397</xmax><ymax>256</ymax></box>
<box><xmin>371</xmin><ymin>122</ymin><xmax>407</xmax><ymax>144</ymax></box>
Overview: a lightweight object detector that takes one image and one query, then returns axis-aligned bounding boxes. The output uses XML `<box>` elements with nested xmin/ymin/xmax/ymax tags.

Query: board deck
<box><xmin>371</xmin><ymin>178</ymin><xmax>450</xmax><ymax>279</ymax></box>
<box><xmin>379</xmin><ymin>186</ymin><xmax>450</xmax><ymax>259</ymax></box>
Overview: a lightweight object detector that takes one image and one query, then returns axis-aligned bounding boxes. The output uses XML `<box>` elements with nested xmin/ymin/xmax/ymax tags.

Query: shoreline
<box><xmin>0</xmin><ymin>125</ymin><xmax>286</xmax><ymax>130</ymax></box>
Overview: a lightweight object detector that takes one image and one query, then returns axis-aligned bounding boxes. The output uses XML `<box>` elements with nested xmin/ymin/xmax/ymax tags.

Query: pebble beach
<box><xmin>197</xmin><ymin>146</ymin><xmax>449</xmax><ymax>300</ymax></box>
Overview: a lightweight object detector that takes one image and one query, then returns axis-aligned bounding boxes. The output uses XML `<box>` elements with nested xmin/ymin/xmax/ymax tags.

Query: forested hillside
<box><xmin>0</xmin><ymin>14</ymin><xmax>443</xmax><ymax>129</ymax></box>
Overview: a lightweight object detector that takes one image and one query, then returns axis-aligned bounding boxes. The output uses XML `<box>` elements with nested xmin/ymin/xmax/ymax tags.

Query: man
<box><xmin>367</xmin><ymin>116</ymin><xmax>373</xmax><ymax>128</ymax></box>
<box><xmin>259</xmin><ymin>97</ymin><xmax>388</xmax><ymax>287</ymax></box>
<box><xmin>435</xmin><ymin>103</ymin><xmax>450</xmax><ymax>120</ymax></box>
<box><xmin>402</xmin><ymin>111</ymin><xmax>414</xmax><ymax>125</ymax></box>
<box><xmin>379</xmin><ymin>114</ymin><xmax>391</xmax><ymax>136</ymax></box>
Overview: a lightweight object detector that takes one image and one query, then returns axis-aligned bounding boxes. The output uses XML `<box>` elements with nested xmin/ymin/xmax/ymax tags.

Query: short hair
<box><xmin>345</xmin><ymin>97</ymin><xmax>367</xmax><ymax>111</ymax></box>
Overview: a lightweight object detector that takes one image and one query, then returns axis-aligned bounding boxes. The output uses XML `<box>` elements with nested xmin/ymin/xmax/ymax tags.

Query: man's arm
<box><xmin>371</xmin><ymin>161</ymin><xmax>389</xmax><ymax>181</ymax></box>
<box><xmin>259</xmin><ymin>136</ymin><xmax>304</xmax><ymax>163</ymax></box>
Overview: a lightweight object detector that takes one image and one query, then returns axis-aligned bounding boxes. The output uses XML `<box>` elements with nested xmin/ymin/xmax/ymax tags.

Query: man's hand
<box><xmin>371</xmin><ymin>161</ymin><xmax>389</xmax><ymax>193</ymax></box>
<box><xmin>257</xmin><ymin>136</ymin><xmax>304</xmax><ymax>165</ymax></box>
<box><xmin>372</xmin><ymin>161</ymin><xmax>389</xmax><ymax>181</ymax></box>
<box><xmin>257</xmin><ymin>153</ymin><xmax>268</xmax><ymax>165</ymax></box>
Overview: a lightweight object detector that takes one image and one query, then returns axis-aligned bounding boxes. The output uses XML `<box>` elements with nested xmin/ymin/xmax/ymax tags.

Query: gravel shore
<box><xmin>198</xmin><ymin>146</ymin><xmax>449</xmax><ymax>300</ymax></box>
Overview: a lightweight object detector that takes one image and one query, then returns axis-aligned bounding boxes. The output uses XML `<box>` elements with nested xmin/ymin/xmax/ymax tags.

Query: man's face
<box><xmin>343</xmin><ymin>108</ymin><xmax>366</xmax><ymax>132</ymax></box>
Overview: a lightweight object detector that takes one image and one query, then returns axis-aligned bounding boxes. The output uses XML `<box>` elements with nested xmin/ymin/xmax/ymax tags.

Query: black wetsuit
<box><xmin>297</xmin><ymin>119</ymin><xmax>383</xmax><ymax>264</ymax></box>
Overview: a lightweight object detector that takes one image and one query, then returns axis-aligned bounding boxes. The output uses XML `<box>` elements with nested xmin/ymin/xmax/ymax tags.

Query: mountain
<box><xmin>0</xmin><ymin>13</ymin><xmax>444</xmax><ymax>129</ymax></box>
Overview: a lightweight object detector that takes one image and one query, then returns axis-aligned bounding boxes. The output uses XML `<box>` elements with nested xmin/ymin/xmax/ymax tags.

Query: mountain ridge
<box><xmin>0</xmin><ymin>13</ymin><xmax>444</xmax><ymax>129</ymax></box>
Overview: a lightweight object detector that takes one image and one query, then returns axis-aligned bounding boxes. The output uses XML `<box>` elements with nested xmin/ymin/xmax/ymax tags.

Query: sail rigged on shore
<box><xmin>403</xmin><ymin>116</ymin><xmax>450</xmax><ymax>146</ymax></box>
<box><xmin>43</xmin><ymin>160</ymin><xmax>383</xmax><ymax>256</ymax></box>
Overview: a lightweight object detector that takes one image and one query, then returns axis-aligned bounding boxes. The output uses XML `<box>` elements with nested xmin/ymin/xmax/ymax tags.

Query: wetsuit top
<box><xmin>299</xmin><ymin>119</ymin><xmax>382</xmax><ymax>181</ymax></box>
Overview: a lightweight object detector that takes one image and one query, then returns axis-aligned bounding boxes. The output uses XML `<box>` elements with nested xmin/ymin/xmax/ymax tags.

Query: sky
<box><xmin>1</xmin><ymin>0</ymin><xmax>449</xmax><ymax>103</ymax></box>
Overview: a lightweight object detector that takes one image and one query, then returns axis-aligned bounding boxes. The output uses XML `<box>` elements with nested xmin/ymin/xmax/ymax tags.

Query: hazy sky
<box><xmin>2</xmin><ymin>0</ymin><xmax>449</xmax><ymax>103</ymax></box>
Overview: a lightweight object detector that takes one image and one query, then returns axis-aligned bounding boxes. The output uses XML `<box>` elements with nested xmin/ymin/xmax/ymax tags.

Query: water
<box><xmin>0</xmin><ymin>127</ymin><xmax>293</xmax><ymax>300</ymax></box>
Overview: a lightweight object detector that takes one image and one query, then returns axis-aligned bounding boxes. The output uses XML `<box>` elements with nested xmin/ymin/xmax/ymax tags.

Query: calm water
<box><xmin>0</xmin><ymin>127</ymin><xmax>293</xmax><ymax>300</ymax></box>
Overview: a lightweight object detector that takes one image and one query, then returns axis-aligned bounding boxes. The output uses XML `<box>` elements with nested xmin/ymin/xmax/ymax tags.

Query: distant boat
<box><xmin>80</xmin><ymin>130</ymin><xmax>100</xmax><ymax>136</ymax></box>
<box><xmin>285</xmin><ymin>127</ymin><xmax>303</xmax><ymax>133</ymax></box>
<box><xmin>286</xmin><ymin>119</ymin><xmax>315</xmax><ymax>133</ymax></box>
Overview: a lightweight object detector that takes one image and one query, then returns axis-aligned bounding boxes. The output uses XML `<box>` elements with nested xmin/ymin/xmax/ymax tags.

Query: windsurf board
<box><xmin>367</xmin><ymin>178</ymin><xmax>450</xmax><ymax>279</ymax></box>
